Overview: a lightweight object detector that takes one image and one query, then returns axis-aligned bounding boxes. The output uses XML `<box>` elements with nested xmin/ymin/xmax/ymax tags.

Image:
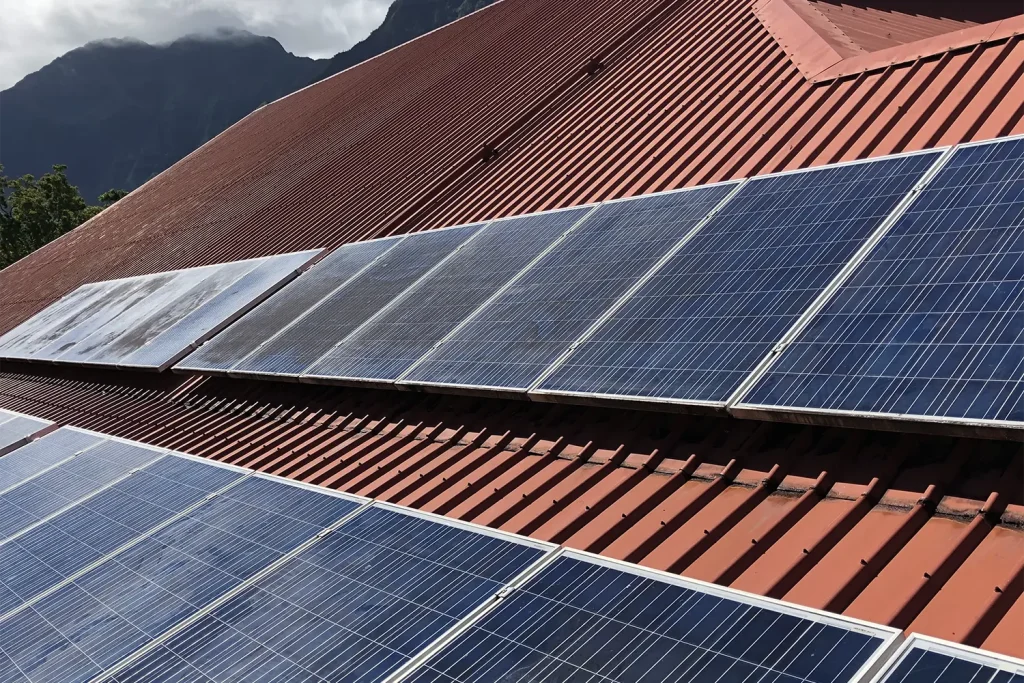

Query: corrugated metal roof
<box><xmin>0</xmin><ymin>363</ymin><xmax>1019</xmax><ymax>658</ymax></box>
<box><xmin>1</xmin><ymin>0</ymin><xmax>1021</xmax><ymax>332</ymax></box>
<box><xmin>0</xmin><ymin>0</ymin><xmax>1021</xmax><ymax>663</ymax></box>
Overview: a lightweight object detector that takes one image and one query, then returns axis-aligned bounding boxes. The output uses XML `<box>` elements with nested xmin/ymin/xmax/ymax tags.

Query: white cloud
<box><xmin>0</xmin><ymin>0</ymin><xmax>391</xmax><ymax>89</ymax></box>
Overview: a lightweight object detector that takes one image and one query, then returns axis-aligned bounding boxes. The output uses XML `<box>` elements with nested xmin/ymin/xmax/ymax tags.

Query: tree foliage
<box><xmin>0</xmin><ymin>164</ymin><xmax>125</xmax><ymax>269</ymax></box>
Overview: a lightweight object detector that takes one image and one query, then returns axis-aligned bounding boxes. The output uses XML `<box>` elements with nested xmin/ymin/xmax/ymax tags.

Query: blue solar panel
<box><xmin>0</xmin><ymin>456</ymin><xmax>243</xmax><ymax>615</ymax></box>
<box><xmin>0</xmin><ymin>411</ymin><xmax>51</xmax><ymax>454</ymax></box>
<box><xmin>876</xmin><ymin>636</ymin><xmax>1024</xmax><ymax>683</ymax></box>
<box><xmin>0</xmin><ymin>439</ymin><xmax>163</xmax><ymax>542</ymax></box>
<box><xmin>109</xmin><ymin>506</ymin><xmax>548</xmax><ymax>683</ymax></box>
<box><xmin>234</xmin><ymin>225</ymin><xmax>484</xmax><ymax>378</ymax></box>
<box><xmin>0</xmin><ymin>476</ymin><xmax>360</xmax><ymax>682</ymax></box>
<box><xmin>305</xmin><ymin>208</ymin><xmax>593</xmax><ymax>383</ymax></box>
<box><xmin>177</xmin><ymin>238</ymin><xmax>401</xmax><ymax>374</ymax></box>
<box><xmin>0</xmin><ymin>428</ymin><xmax>105</xmax><ymax>493</ymax></box>
<box><xmin>404</xmin><ymin>552</ymin><xmax>894</xmax><ymax>683</ymax></box>
<box><xmin>742</xmin><ymin>138</ymin><xmax>1024</xmax><ymax>426</ymax></box>
<box><xmin>403</xmin><ymin>184</ymin><xmax>737</xmax><ymax>392</ymax></box>
<box><xmin>536</xmin><ymin>152</ymin><xmax>940</xmax><ymax>405</ymax></box>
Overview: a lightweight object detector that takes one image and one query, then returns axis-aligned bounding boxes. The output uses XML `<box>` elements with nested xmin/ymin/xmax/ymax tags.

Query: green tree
<box><xmin>0</xmin><ymin>164</ymin><xmax>125</xmax><ymax>269</ymax></box>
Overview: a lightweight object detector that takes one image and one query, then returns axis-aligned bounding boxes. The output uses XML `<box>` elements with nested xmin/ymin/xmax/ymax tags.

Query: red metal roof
<box><xmin>0</xmin><ymin>0</ymin><xmax>1021</xmax><ymax>661</ymax></box>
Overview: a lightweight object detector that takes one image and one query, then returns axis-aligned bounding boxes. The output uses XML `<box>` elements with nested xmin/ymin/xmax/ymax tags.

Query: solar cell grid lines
<box><xmin>402</xmin><ymin>183</ymin><xmax>739</xmax><ymax>393</ymax></box>
<box><xmin>233</xmin><ymin>223</ymin><xmax>484</xmax><ymax>378</ymax></box>
<box><xmin>0</xmin><ymin>251</ymin><xmax>319</xmax><ymax>371</ymax></box>
<box><xmin>0</xmin><ymin>429</ymin><xmax>105</xmax><ymax>494</ymax></box>
<box><xmin>107</xmin><ymin>505</ymin><xmax>549</xmax><ymax>683</ymax></box>
<box><xmin>305</xmin><ymin>207</ymin><xmax>595</xmax><ymax>384</ymax></box>
<box><xmin>0</xmin><ymin>410</ymin><xmax>51</xmax><ymax>455</ymax></box>
<box><xmin>535</xmin><ymin>151</ymin><xmax>943</xmax><ymax>407</ymax></box>
<box><xmin>870</xmin><ymin>635</ymin><xmax>1024</xmax><ymax>683</ymax></box>
<box><xmin>403</xmin><ymin>550</ymin><xmax>897</xmax><ymax>683</ymax></box>
<box><xmin>0</xmin><ymin>470</ymin><xmax>362</xmax><ymax>682</ymax></box>
<box><xmin>740</xmin><ymin>136</ymin><xmax>1024</xmax><ymax>429</ymax></box>
<box><xmin>177</xmin><ymin>238</ymin><xmax>402</xmax><ymax>375</ymax></box>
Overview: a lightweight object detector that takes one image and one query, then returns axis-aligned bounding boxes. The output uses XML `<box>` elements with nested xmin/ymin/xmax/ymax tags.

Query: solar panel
<box><xmin>738</xmin><ymin>137</ymin><xmax>1024</xmax><ymax>431</ymax></box>
<box><xmin>401</xmin><ymin>550</ymin><xmax>899</xmax><ymax>683</ymax></box>
<box><xmin>0</xmin><ymin>428</ymin><xmax>105</xmax><ymax>494</ymax></box>
<box><xmin>0</xmin><ymin>251</ymin><xmax>320</xmax><ymax>370</ymax></box>
<box><xmin>305</xmin><ymin>208</ymin><xmax>594</xmax><ymax>384</ymax></box>
<box><xmin>402</xmin><ymin>184</ymin><xmax>738</xmax><ymax>393</ymax></box>
<box><xmin>0</xmin><ymin>437</ymin><xmax>164</xmax><ymax>543</ymax></box>
<box><xmin>0</xmin><ymin>410</ymin><xmax>51</xmax><ymax>454</ymax></box>
<box><xmin>0</xmin><ymin>454</ymin><xmax>243</xmax><ymax>615</ymax></box>
<box><xmin>0</xmin><ymin>475</ymin><xmax>362</xmax><ymax>682</ymax></box>
<box><xmin>177</xmin><ymin>238</ymin><xmax>402</xmax><ymax>375</ymax></box>
<box><xmin>233</xmin><ymin>224</ymin><xmax>484</xmax><ymax>379</ymax></box>
<box><xmin>869</xmin><ymin>634</ymin><xmax>1024</xmax><ymax>683</ymax></box>
<box><xmin>535</xmin><ymin>152</ymin><xmax>942</xmax><ymax>408</ymax></box>
<box><xmin>106</xmin><ymin>504</ymin><xmax>551</xmax><ymax>683</ymax></box>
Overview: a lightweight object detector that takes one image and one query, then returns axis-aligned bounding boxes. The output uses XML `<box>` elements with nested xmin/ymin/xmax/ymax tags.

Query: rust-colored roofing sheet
<box><xmin>0</xmin><ymin>363</ymin><xmax>1019</xmax><ymax>658</ymax></box>
<box><xmin>1</xmin><ymin>0</ymin><xmax>1022</xmax><ymax>333</ymax></box>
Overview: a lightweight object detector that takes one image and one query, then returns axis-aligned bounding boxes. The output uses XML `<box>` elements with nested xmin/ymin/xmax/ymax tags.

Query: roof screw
<box><xmin>585</xmin><ymin>505</ymin><xmax>591</xmax><ymax>510</ymax></box>
<box><xmin>860</xmin><ymin>559</ymin><xmax>867</xmax><ymax>565</ymax></box>
<box><xmin>751</xmin><ymin>538</ymin><xmax>757</xmax><ymax>544</ymax></box>
<box><xmin>480</xmin><ymin>143</ymin><xmax>500</xmax><ymax>163</ymax></box>
<box><xmin>621</xmin><ymin>513</ymin><xmax>627</xmax><ymax>518</ymax></box>
<box><xmin>585</xmin><ymin>57</ymin><xmax>606</xmax><ymax>77</ymax></box>
<box><xmin>802</xmin><ymin>548</ymin><xmax>809</xmax><ymax>554</ymax></box>
<box><xmin>995</xmin><ymin>586</ymin><xmax>1003</xmax><ymax>593</ymax></box>
<box><xmin>703</xmin><ymin>529</ymin><xmax>710</xmax><ymax>535</ymax></box>
<box><xmin>923</xmin><ymin>572</ymin><xmax>931</xmax><ymax>579</ymax></box>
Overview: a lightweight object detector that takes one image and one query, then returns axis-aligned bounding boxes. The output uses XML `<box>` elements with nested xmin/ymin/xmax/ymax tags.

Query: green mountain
<box><xmin>0</xmin><ymin>0</ymin><xmax>496</xmax><ymax>203</ymax></box>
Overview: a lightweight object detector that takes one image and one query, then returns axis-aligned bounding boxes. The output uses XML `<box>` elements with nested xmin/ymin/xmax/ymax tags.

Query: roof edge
<box><xmin>753</xmin><ymin>0</ymin><xmax>1024</xmax><ymax>84</ymax></box>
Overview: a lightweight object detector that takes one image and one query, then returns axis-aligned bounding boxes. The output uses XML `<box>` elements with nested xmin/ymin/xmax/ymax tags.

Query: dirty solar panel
<box><xmin>118</xmin><ymin>250</ymin><xmax>320</xmax><ymax>369</ymax></box>
<box><xmin>177</xmin><ymin>239</ymin><xmax>400</xmax><ymax>374</ymax></box>
<box><xmin>404</xmin><ymin>184</ymin><xmax>737</xmax><ymax>392</ymax></box>
<box><xmin>0</xmin><ymin>428</ymin><xmax>106</xmax><ymax>494</ymax></box>
<box><xmin>405</xmin><ymin>553</ymin><xmax>891</xmax><ymax>683</ymax></box>
<box><xmin>235</xmin><ymin>224</ymin><xmax>484</xmax><ymax>378</ymax></box>
<box><xmin>307</xmin><ymin>208</ymin><xmax>593</xmax><ymax>383</ymax></box>
<box><xmin>539</xmin><ymin>152</ymin><xmax>940</xmax><ymax>404</ymax></box>
<box><xmin>744</xmin><ymin>138</ymin><xmax>1024</xmax><ymax>425</ymax></box>
<box><xmin>110</xmin><ymin>506</ymin><xmax>545</xmax><ymax>683</ymax></box>
<box><xmin>0</xmin><ymin>283</ymin><xmax>108</xmax><ymax>360</ymax></box>
<box><xmin>0</xmin><ymin>476</ymin><xmax>360</xmax><ymax>683</ymax></box>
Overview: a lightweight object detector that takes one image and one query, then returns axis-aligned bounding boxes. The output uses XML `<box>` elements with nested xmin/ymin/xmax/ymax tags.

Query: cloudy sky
<box><xmin>0</xmin><ymin>0</ymin><xmax>392</xmax><ymax>89</ymax></box>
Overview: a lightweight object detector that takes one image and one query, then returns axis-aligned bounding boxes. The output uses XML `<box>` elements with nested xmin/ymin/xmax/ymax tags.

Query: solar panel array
<box><xmin>0</xmin><ymin>410</ymin><xmax>51</xmax><ymax>455</ymax></box>
<box><xmin>0</xmin><ymin>250</ymin><xmax>320</xmax><ymax>371</ymax></box>
<box><xmin>739</xmin><ymin>139</ymin><xmax>1024</xmax><ymax>428</ymax></box>
<box><xmin>0</xmin><ymin>422</ymin><xmax>912</xmax><ymax>683</ymax></box>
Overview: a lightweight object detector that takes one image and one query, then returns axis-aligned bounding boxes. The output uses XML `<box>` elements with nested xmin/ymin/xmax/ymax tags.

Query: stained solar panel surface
<box><xmin>235</xmin><ymin>224</ymin><xmax>483</xmax><ymax>378</ymax></box>
<box><xmin>743</xmin><ymin>138</ymin><xmax>1024</xmax><ymax>425</ymax></box>
<box><xmin>177</xmin><ymin>238</ymin><xmax>400</xmax><ymax>374</ymax></box>
<box><xmin>0</xmin><ymin>475</ymin><xmax>361</xmax><ymax>682</ymax></box>
<box><xmin>109</xmin><ymin>506</ymin><xmax>547</xmax><ymax>683</ymax></box>
<box><xmin>537</xmin><ymin>152</ymin><xmax>940</xmax><ymax>404</ymax></box>
<box><xmin>0</xmin><ymin>251</ymin><xmax>318</xmax><ymax>370</ymax></box>
<box><xmin>404</xmin><ymin>184</ymin><xmax>737</xmax><ymax>392</ymax></box>
<box><xmin>406</xmin><ymin>553</ymin><xmax>891</xmax><ymax>683</ymax></box>
<box><xmin>306</xmin><ymin>208</ymin><xmax>593</xmax><ymax>383</ymax></box>
<box><xmin>876</xmin><ymin>639</ymin><xmax>1023</xmax><ymax>683</ymax></box>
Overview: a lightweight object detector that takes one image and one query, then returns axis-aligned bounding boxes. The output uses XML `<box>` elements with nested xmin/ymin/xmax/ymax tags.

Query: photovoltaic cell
<box><xmin>743</xmin><ymin>138</ymin><xmax>1024</xmax><ymax>425</ymax></box>
<box><xmin>0</xmin><ymin>455</ymin><xmax>243</xmax><ymax>615</ymax></box>
<box><xmin>306</xmin><ymin>208</ymin><xmax>593</xmax><ymax>383</ymax></box>
<box><xmin>235</xmin><ymin>224</ymin><xmax>483</xmax><ymax>378</ymax></box>
<box><xmin>874</xmin><ymin>637</ymin><xmax>1023</xmax><ymax>683</ymax></box>
<box><xmin>0</xmin><ymin>283</ymin><xmax>110</xmax><ymax>359</ymax></box>
<box><xmin>177</xmin><ymin>238</ymin><xmax>400</xmax><ymax>374</ymax></box>
<box><xmin>538</xmin><ymin>152</ymin><xmax>941</xmax><ymax>404</ymax></box>
<box><xmin>0</xmin><ymin>476</ymin><xmax>360</xmax><ymax>682</ymax></box>
<box><xmin>406</xmin><ymin>553</ymin><xmax>892</xmax><ymax>683</ymax></box>
<box><xmin>404</xmin><ymin>184</ymin><xmax>737</xmax><ymax>392</ymax></box>
<box><xmin>110</xmin><ymin>506</ymin><xmax>546</xmax><ymax>683</ymax></box>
